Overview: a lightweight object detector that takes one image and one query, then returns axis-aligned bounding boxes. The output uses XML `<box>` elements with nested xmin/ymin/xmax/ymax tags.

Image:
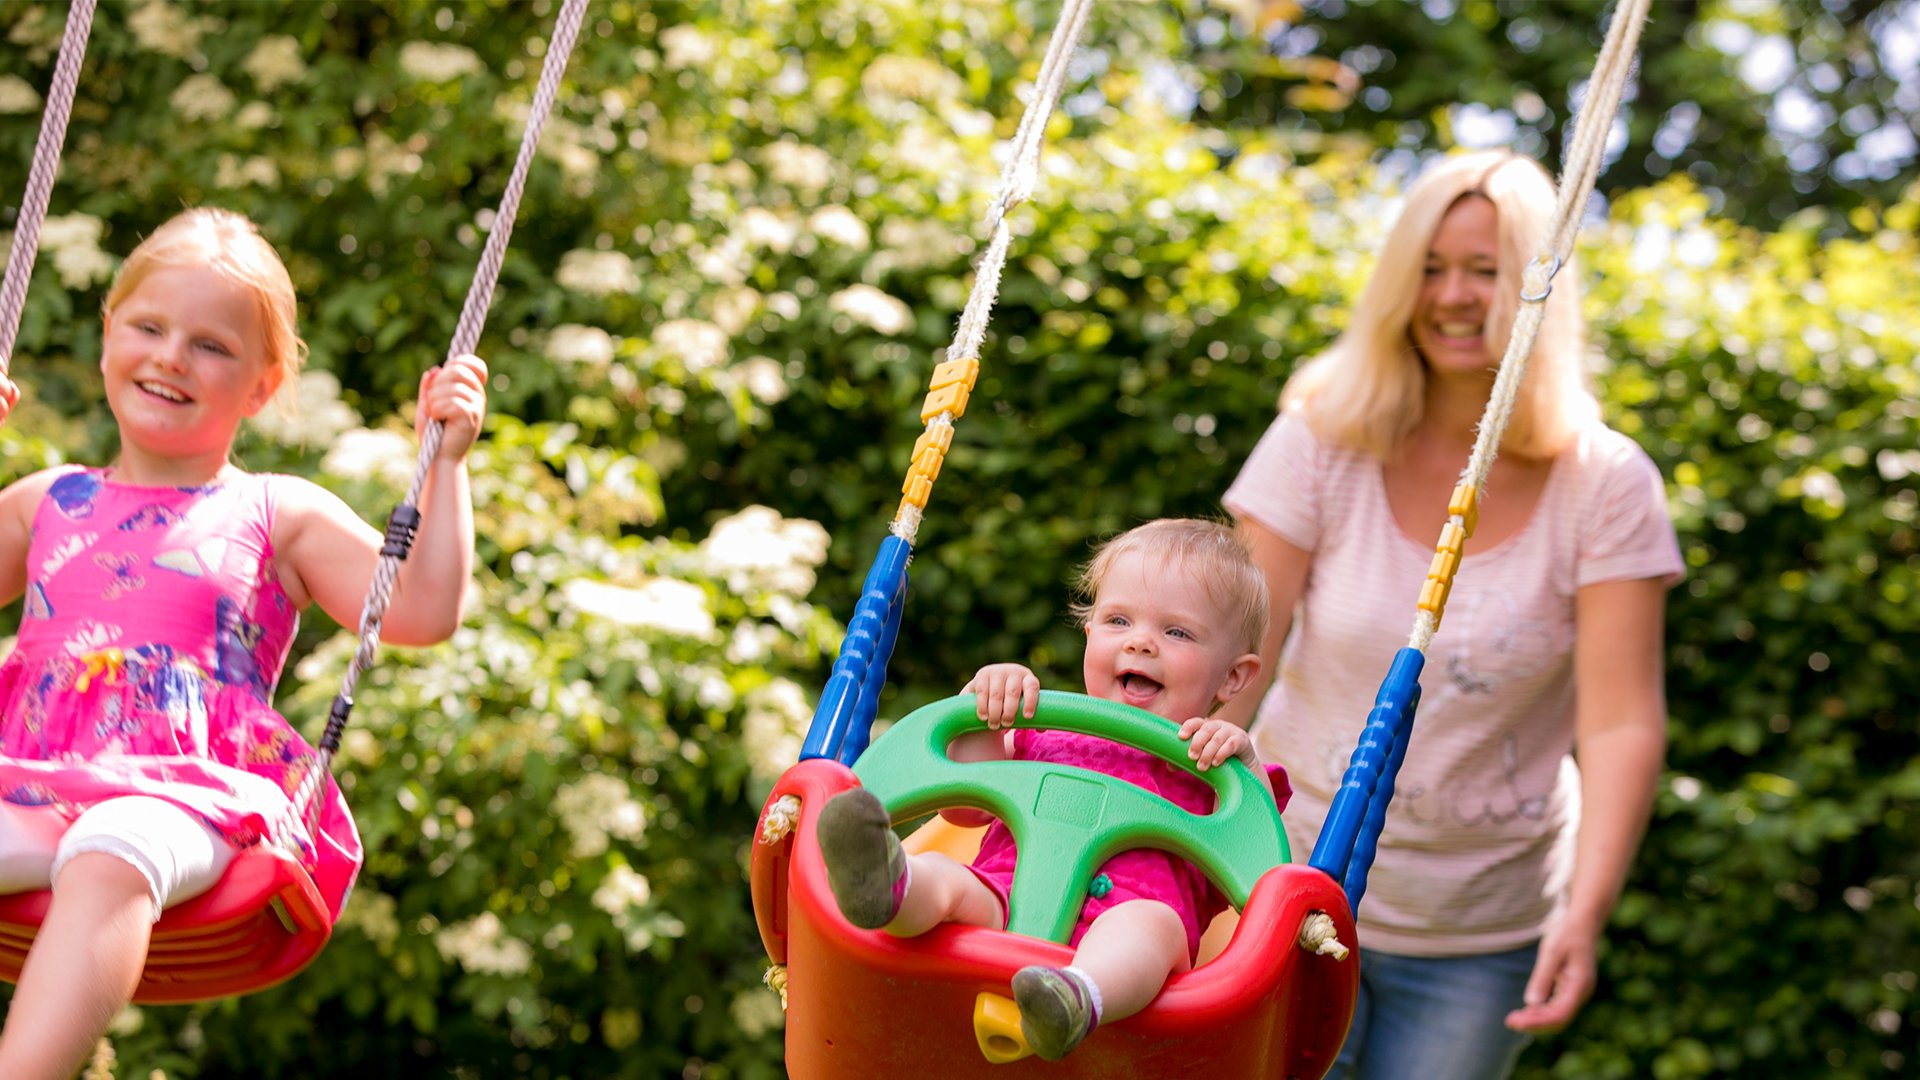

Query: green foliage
<box><xmin>0</xmin><ymin>1</ymin><xmax>1914</xmax><ymax>1077</ymax></box>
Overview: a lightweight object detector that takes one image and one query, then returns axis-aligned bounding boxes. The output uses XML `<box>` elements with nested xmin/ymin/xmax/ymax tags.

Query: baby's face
<box><xmin>1081</xmin><ymin>550</ymin><xmax>1251</xmax><ymax>723</ymax></box>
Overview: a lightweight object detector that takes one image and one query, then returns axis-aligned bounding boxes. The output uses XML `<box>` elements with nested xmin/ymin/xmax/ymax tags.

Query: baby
<box><xmin>816</xmin><ymin>518</ymin><xmax>1291</xmax><ymax>1059</ymax></box>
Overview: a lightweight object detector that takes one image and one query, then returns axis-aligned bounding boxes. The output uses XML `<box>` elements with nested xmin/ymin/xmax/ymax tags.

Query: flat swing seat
<box><xmin>0</xmin><ymin>843</ymin><xmax>332</xmax><ymax>1004</ymax></box>
<box><xmin>752</xmin><ymin>693</ymin><xmax>1359</xmax><ymax>1078</ymax></box>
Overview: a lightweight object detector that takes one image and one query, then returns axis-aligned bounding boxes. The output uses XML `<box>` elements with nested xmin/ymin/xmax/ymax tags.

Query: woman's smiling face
<box><xmin>1410</xmin><ymin>193</ymin><xmax>1501</xmax><ymax>378</ymax></box>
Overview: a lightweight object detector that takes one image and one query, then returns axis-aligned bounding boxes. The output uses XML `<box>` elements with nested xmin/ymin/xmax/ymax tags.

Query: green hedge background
<box><xmin>1</xmin><ymin>1</ymin><xmax>1915</xmax><ymax>1077</ymax></box>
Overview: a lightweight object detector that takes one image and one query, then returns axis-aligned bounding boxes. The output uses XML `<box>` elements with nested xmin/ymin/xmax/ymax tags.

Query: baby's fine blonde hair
<box><xmin>1073</xmin><ymin>518</ymin><xmax>1270</xmax><ymax>655</ymax></box>
<box><xmin>104</xmin><ymin>208</ymin><xmax>307</xmax><ymax>392</ymax></box>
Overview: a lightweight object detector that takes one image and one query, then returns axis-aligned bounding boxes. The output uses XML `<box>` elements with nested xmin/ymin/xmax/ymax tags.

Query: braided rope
<box><xmin>294</xmin><ymin>0</ymin><xmax>589</xmax><ymax>825</ymax></box>
<box><xmin>1406</xmin><ymin>0</ymin><xmax>1651</xmax><ymax>653</ymax></box>
<box><xmin>0</xmin><ymin>0</ymin><xmax>96</xmax><ymax>376</ymax></box>
<box><xmin>890</xmin><ymin>0</ymin><xmax>1095</xmax><ymax>542</ymax></box>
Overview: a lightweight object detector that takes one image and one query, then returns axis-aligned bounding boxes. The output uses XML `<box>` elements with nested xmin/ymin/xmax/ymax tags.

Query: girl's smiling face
<box><xmin>1081</xmin><ymin>549</ymin><xmax>1258</xmax><ymax>723</ymax></box>
<box><xmin>100</xmin><ymin>264</ymin><xmax>281</xmax><ymax>465</ymax></box>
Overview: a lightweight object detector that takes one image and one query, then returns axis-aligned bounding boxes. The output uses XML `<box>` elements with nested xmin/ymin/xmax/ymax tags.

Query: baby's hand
<box><xmin>962</xmin><ymin>663</ymin><xmax>1040</xmax><ymax>729</ymax></box>
<box><xmin>1179</xmin><ymin>717</ymin><xmax>1257</xmax><ymax>771</ymax></box>
<box><xmin>0</xmin><ymin>374</ymin><xmax>20</xmax><ymax>427</ymax></box>
<box><xmin>418</xmin><ymin>353</ymin><xmax>489</xmax><ymax>462</ymax></box>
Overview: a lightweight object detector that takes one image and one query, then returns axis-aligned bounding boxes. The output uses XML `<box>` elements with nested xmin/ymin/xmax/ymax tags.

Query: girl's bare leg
<box><xmin>0</xmin><ymin>853</ymin><xmax>152</xmax><ymax>1080</ymax></box>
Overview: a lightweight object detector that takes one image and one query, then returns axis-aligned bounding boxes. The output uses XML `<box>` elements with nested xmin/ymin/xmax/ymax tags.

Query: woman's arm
<box><xmin>1506</xmin><ymin>575</ymin><xmax>1667</xmax><ymax>1033</ymax></box>
<box><xmin>1215</xmin><ymin>518</ymin><xmax>1312</xmax><ymax>729</ymax></box>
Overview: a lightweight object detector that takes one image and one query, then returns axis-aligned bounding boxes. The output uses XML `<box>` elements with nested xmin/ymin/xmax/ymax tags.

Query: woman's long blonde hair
<box><xmin>1281</xmin><ymin>151</ymin><xmax>1598</xmax><ymax>459</ymax></box>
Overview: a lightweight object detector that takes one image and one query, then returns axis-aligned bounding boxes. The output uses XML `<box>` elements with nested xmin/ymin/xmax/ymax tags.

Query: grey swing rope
<box><xmin>292</xmin><ymin>0</ymin><xmax>590</xmax><ymax>827</ymax></box>
<box><xmin>0</xmin><ymin>0</ymin><xmax>96</xmax><ymax>375</ymax></box>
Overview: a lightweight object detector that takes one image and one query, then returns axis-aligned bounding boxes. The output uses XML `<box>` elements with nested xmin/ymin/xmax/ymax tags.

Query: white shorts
<box><xmin>0</xmin><ymin>796</ymin><xmax>236</xmax><ymax>921</ymax></box>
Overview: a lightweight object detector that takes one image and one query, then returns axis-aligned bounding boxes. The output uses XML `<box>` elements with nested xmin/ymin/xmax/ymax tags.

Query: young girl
<box><xmin>816</xmin><ymin>518</ymin><xmax>1293</xmax><ymax>1061</ymax></box>
<box><xmin>0</xmin><ymin>208</ymin><xmax>487</xmax><ymax>1079</ymax></box>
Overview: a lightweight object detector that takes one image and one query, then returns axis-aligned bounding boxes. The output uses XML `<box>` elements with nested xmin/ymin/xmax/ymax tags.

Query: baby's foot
<box><xmin>1011</xmin><ymin>965</ymin><xmax>1099</xmax><ymax>1061</ymax></box>
<box><xmin>815</xmin><ymin>788</ymin><xmax>906</xmax><ymax>929</ymax></box>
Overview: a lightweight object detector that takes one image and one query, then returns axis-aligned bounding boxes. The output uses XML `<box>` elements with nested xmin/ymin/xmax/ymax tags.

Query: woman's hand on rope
<box><xmin>0</xmin><ymin>375</ymin><xmax>19</xmax><ymax>426</ymax></box>
<box><xmin>962</xmin><ymin>663</ymin><xmax>1040</xmax><ymax>729</ymax></box>
<box><xmin>417</xmin><ymin>353</ymin><xmax>489</xmax><ymax>462</ymax></box>
<box><xmin>1179</xmin><ymin>716</ymin><xmax>1258</xmax><ymax>771</ymax></box>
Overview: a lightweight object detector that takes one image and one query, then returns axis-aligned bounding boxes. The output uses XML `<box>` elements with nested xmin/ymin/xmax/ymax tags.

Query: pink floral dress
<box><xmin>0</xmin><ymin>467</ymin><xmax>360</xmax><ymax>920</ymax></box>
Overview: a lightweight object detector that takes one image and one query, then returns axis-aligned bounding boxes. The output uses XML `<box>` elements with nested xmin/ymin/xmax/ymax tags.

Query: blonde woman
<box><xmin>1219</xmin><ymin>151</ymin><xmax>1681</xmax><ymax>1080</ymax></box>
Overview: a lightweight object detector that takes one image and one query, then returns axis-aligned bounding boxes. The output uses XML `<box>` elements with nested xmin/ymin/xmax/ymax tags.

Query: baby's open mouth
<box><xmin>1120</xmin><ymin>672</ymin><xmax>1162</xmax><ymax>695</ymax></box>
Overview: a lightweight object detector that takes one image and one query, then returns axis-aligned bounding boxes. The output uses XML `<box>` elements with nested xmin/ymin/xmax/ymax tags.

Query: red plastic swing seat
<box><xmin>752</xmin><ymin>759</ymin><xmax>1360</xmax><ymax>1078</ymax></box>
<box><xmin>0</xmin><ymin>843</ymin><xmax>332</xmax><ymax>1004</ymax></box>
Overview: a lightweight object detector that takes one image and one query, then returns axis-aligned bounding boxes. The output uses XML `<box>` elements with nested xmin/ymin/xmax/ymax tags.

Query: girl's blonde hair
<box><xmin>1281</xmin><ymin>151</ymin><xmax>1599</xmax><ymax>459</ymax></box>
<box><xmin>104</xmin><ymin>208</ymin><xmax>307</xmax><ymax>392</ymax></box>
<box><xmin>1072</xmin><ymin>518</ymin><xmax>1270</xmax><ymax>655</ymax></box>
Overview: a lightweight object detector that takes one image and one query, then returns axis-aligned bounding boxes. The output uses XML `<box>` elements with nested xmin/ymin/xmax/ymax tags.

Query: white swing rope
<box><xmin>293</xmin><ymin>0</ymin><xmax>590</xmax><ymax>829</ymax></box>
<box><xmin>1406</xmin><ymin>0</ymin><xmax>1653</xmax><ymax>653</ymax></box>
<box><xmin>890</xmin><ymin>0</ymin><xmax>1095</xmax><ymax>544</ymax></box>
<box><xmin>0</xmin><ymin>0</ymin><xmax>97</xmax><ymax>375</ymax></box>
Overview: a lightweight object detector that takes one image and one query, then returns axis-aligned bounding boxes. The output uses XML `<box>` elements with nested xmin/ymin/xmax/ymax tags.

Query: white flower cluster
<box><xmin>546</xmin><ymin>324</ymin><xmax>618</xmax><ymax>369</ymax></box>
<box><xmin>861</xmin><ymin>55</ymin><xmax>965</xmax><ymax>106</ymax></box>
<box><xmin>743</xmin><ymin>677</ymin><xmax>812</xmax><ymax>783</ymax></box>
<box><xmin>808</xmin><ymin>206</ymin><xmax>870</xmax><ymax>250</ymax></box>
<box><xmin>828</xmin><ymin>284</ymin><xmax>915</xmax><ymax>336</ymax></box>
<box><xmin>698</xmin><ymin>505</ymin><xmax>830</xmax><ymax>595</ymax></box>
<box><xmin>553</xmin><ymin>773</ymin><xmax>649</xmax><ymax>858</ymax></box>
<box><xmin>731</xmin><ymin>988</ymin><xmax>787</xmax><ymax>1038</ymax></box>
<box><xmin>0</xmin><ymin>75</ymin><xmax>40</xmax><ymax>115</ymax></box>
<box><xmin>876</xmin><ymin>218</ymin><xmax>970</xmax><ymax>273</ymax></box>
<box><xmin>736</xmin><ymin>208</ymin><xmax>799</xmax><ymax>254</ymax></box>
<box><xmin>337</xmin><ymin>889</ymin><xmax>401</xmax><ymax>950</ymax></box>
<box><xmin>243</xmin><ymin>35</ymin><xmax>308</xmax><ymax>92</ymax></box>
<box><xmin>763</xmin><ymin>140</ymin><xmax>833</xmax><ymax>193</ymax></box>
<box><xmin>235</xmin><ymin>102</ymin><xmax>276</xmax><ymax>130</ymax></box>
<box><xmin>590</xmin><ymin>863</ymin><xmax>652</xmax><ymax>916</ymax></box>
<box><xmin>214</xmin><ymin>154</ymin><xmax>280</xmax><ymax>190</ymax></box>
<box><xmin>730</xmin><ymin>356</ymin><xmax>787</xmax><ymax>405</ymax></box>
<box><xmin>650</xmin><ymin>318</ymin><xmax>730</xmax><ymax>372</ymax></box>
<box><xmin>38</xmin><ymin>214</ymin><xmax>116</xmax><ymax>290</ymax></box>
<box><xmin>556</xmin><ymin>249</ymin><xmax>641</xmax><ymax>297</ymax></box>
<box><xmin>658</xmin><ymin>25</ymin><xmax>717</xmax><ymax>70</ymax></box>
<box><xmin>130</xmin><ymin>0</ymin><xmax>213</xmax><ymax>60</ymax></box>
<box><xmin>434</xmin><ymin>912</ymin><xmax>535</xmax><ymax>976</ymax></box>
<box><xmin>561</xmin><ymin>577</ymin><xmax>718</xmax><ymax>640</ymax></box>
<box><xmin>399</xmin><ymin>41</ymin><xmax>483</xmax><ymax>83</ymax></box>
<box><xmin>170</xmin><ymin>74</ymin><xmax>236</xmax><ymax>123</ymax></box>
<box><xmin>250</xmin><ymin>370</ymin><xmax>362</xmax><ymax>446</ymax></box>
<box><xmin>321</xmin><ymin>428</ymin><xmax>419</xmax><ymax>488</ymax></box>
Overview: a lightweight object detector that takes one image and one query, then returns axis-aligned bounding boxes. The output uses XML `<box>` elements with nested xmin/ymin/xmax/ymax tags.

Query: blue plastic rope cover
<box><xmin>1308</xmin><ymin>648</ymin><xmax>1425</xmax><ymax>892</ymax></box>
<box><xmin>799</xmin><ymin>535</ymin><xmax>912</xmax><ymax>762</ymax></box>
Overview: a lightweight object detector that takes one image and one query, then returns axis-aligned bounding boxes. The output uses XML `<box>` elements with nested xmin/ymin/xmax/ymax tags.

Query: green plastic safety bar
<box><xmin>853</xmin><ymin>690</ymin><xmax>1290</xmax><ymax>943</ymax></box>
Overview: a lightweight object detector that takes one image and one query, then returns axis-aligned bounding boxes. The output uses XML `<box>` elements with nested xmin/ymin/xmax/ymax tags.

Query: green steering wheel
<box><xmin>852</xmin><ymin>690</ymin><xmax>1289</xmax><ymax>943</ymax></box>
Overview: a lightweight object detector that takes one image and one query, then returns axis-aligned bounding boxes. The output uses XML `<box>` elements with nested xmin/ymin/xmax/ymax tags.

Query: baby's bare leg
<box><xmin>1068</xmin><ymin>898</ymin><xmax>1190</xmax><ymax>1022</ymax></box>
<box><xmin>886</xmin><ymin>852</ymin><xmax>1004</xmax><ymax>936</ymax></box>
<box><xmin>0</xmin><ymin>853</ymin><xmax>153</xmax><ymax>1080</ymax></box>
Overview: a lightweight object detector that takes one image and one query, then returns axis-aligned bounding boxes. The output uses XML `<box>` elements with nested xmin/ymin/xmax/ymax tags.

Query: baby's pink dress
<box><xmin>0</xmin><ymin>468</ymin><xmax>361</xmax><ymax>920</ymax></box>
<box><xmin>968</xmin><ymin>727</ymin><xmax>1292</xmax><ymax>959</ymax></box>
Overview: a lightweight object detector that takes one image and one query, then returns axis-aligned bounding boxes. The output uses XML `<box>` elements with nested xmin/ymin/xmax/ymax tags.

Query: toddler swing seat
<box><xmin>752</xmin><ymin>693</ymin><xmax>1358</xmax><ymax>1076</ymax></box>
<box><xmin>0</xmin><ymin>844</ymin><xmax>329</xmax><ymax>1004</ymax></box>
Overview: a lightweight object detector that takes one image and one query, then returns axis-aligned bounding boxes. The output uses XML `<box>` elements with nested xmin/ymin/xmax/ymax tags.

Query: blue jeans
<box><xmin>1327</xmin><ymin>943</ymin><xmax>1538</xmax><ymax>1080</ymax></box>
